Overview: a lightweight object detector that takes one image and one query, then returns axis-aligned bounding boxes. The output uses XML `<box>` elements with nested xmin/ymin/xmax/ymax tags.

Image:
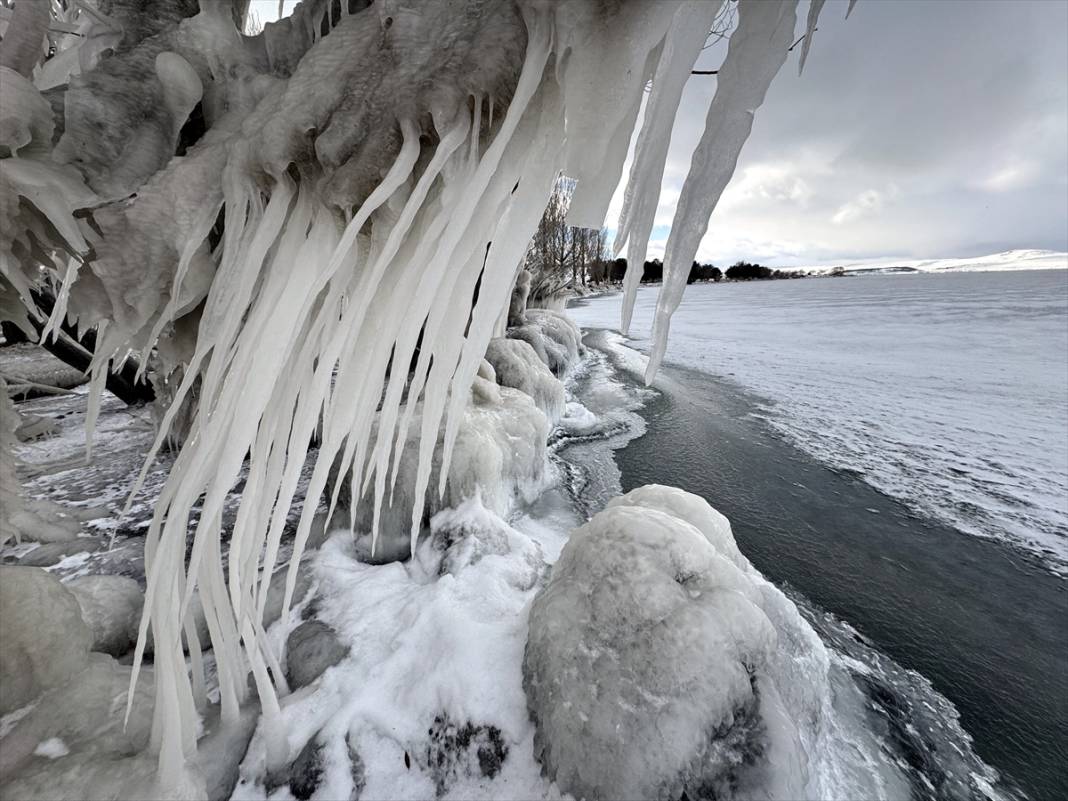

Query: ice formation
<box><xmin>0</xmin><ymin>0</ymin><xmax>838</xmax><ymax>791</ymax></box>
<box><xmin>524</xmin><ymin>486</ymin><xmax>844</xmax><ymax>801</ymax></box>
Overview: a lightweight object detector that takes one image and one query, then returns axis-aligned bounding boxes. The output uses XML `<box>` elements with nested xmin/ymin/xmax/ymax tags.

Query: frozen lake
<box><xmin>570</xmin><ymin>270</ymin><xmax>1068</xmax><ymax>574</ymax></box>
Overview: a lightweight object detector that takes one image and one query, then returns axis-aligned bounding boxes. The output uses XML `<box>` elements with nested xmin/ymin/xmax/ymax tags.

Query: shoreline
<box><xmin>582</xmin><ymin>327</ymin><xmax>1068</xmax><ymax>801</ymax></box>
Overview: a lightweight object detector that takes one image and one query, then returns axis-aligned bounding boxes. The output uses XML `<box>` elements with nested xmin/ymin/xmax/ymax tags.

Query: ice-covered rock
<box><xmin>1</xmin><ymin>381</ymin><xmax>82</xmax><ymax>547</ymax></box>
<box><xmin>423</xmin><ymin>714</ymin><xmax>508</xmax><ymax>796</ymax></box>
<box><xmin>285</xmin><ymin>620</ymin><xmax>348</xmax><ymax>690</ymax></box>
<box><xmin>508</xmin><ymin>309</ymin><xmax>583</xmax><ymax>378</ymax></box>
<box><xmin>335</xmin><ymin>383</ymin><xmax>548</xmax><ymax>564</ymax></box>
<box><xmin>523</xmin><ymin>486</ymin><xmax>792</xmax><ymax>801</ymax></box>
<box><xmin>66</xmin><ymin>574</ymin><xmax>143</xmax><ymax>658</ymax></box>
<box><xmin>483</xmin><ymin>337</ymin><xmax>566</xmax><ymax>424</ymax></box>
<box><xmin>0</xmin><ymin>653</ymin><xmax>154</xmax><ymax>780</ymax></box>
<box><xmin>431</xmin><ymin>496</ymin><xmax>546</xmax><ymax>592</ymax></box>
<box><xmin>16</xmin><ymin>536</ymin><xmax>106</xmax><ymax>567</ymax></box>
<box><xmin>508</xmin><ymin>268</ymin><xmax>532</xmax><ymax>327</ymax></box>
<box><xmin>0</xmin><ymin>566</ymin><xmax>93</xmax><ymax>714</ymax></box>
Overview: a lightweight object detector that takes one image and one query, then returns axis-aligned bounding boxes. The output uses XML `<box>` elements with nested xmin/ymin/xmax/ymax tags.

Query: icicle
<box><xmin>645</xmin><ymin>0</ymin><xmax>799</xmax><ymax>383</ymax></box>
<box><xmin>798</xmin><ymin>0</ymin><xmax>826</xmax><ymax>75</ymax></box>
<box><xmin>614</xmin><ymin>1</ymin><xmax>724</xmax><ymax>333</ymax></box>
<box><xmin>83</xmin><ymin>331</ymin><xmax>110</xmax><ymax>461</ymax></box>
<box><xmin>847</xmin><ymin>0</ymin><xmax>859</xmax><ymax>19</ymax></box>
<box><xmin>39</xmin><ymin>256</ymin><xmax>81</xmax><ymax>342</ymax></box>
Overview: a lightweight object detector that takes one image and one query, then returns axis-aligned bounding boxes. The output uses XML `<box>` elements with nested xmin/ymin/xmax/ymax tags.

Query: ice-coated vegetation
<box><xmin>0</xmin><ymin>0</ymin><xmax>853</xmax><ymax>795</ymax></box>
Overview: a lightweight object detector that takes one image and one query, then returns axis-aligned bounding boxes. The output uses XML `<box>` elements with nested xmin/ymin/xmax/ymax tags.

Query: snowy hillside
<box><xmin>804</xmin><ymin>249</ymin><xmax>1068</xmax><ymax>275</ymax></box>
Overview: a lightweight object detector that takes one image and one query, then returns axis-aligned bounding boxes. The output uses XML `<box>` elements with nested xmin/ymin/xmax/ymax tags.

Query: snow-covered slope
<box><xmin>805</xmin><ymin>249</ymin><xmax>1068</xmax><ymax>275</ymax></box>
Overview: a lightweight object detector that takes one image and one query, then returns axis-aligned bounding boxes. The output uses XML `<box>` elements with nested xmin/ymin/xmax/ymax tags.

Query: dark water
<box><xmin>587</xmin><ymin>331</ymin><xmax>1068</xmax><ymax>801</ymax></box>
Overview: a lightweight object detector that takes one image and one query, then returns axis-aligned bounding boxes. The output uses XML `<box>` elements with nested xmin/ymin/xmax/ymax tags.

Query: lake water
<box><xmin>570</xmin><ymin>271</ymin><xmax>1068</xmax><ymax>574</ymax></box>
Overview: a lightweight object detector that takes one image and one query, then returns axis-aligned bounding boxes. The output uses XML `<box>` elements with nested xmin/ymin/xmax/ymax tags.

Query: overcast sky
<box><xmin>253</xmin><ymin>0</ymin><xmax>1068</xmax><ymax>267</ymax></box>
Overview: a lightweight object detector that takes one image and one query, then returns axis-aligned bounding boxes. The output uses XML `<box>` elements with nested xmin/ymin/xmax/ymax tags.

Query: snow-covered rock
<box><xmin>508</xmin><ymin>309</ymin><xmax>583</xmax><ymax>378</ymax></box>
<box><xmin>16</xmin><ymin>536</ymin><xmax>106</xmax><ymax>567</ymax></box>
<box><xmin>523</xmin><ymin>486</ymin><xmax>800</xmax><ymax>801</ymax></box>
<box><xmin>336</xmin><ymin>383</ymin><xmax>549</xmax><ymax>564</ymax></box>
<box><xmin>0</xmin><ymin>651</ymin><xmax>256</xmax><ymax>801</ymax></box>
<box><xmin>66</xmin><ymin>574</ymin><xmax>143</xmax><ymax>658</ymax></box>
<box><xmin>0</xmin><ymin>653</ymin><xmax>154</xmax><ymax>781</ymax></box>
<box><xmin>0</xmin><ymin>566</ymin><xmax>93</xmax><ymax>714</ymax></box>
<box><xmin>1</xmin><ymin>381</ymin><xmax>81</xmax><ymax>547</ymax></box>
<box><xmin>483</xmin><ymin>337</ymin><xmax>566</xmax><ymax>424</ymax></box>
<box><xmin>285</xmin><ymin>620</ymin><xmax>348</xmax><ymax>690</ymax></box>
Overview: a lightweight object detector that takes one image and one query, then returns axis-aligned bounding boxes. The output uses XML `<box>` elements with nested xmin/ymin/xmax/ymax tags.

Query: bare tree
<box><xmin>525</xmin><ymin>179</ymin><xmax>608</xmax><ymax>301</ymax></box>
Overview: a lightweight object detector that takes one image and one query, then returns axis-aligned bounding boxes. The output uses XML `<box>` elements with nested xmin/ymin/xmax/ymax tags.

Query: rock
<box><xmin>196</xmin><ymin>702</ymin><xmax>262</xmax><ymax>801</ymax></box>
<box><xmin>266</xmin><ymin>730</ymin><xmax>364</xmax><ymax>801</ymax></box>
<box><xmin>522</xmin><ymin>487</ymin><xmax>776</xmax><ymax>801</ymax></box>
<box><xmin>508</xmin><ymin>267</ymin><xmax>531</xmax><ymax>327</ymax></box>
<box><xmin>330</xmin><ymin>384</ymin><xmax>547</xmax><ymax>565</ymax></box>
<box><xmin>66</xmin><ymin>574</ymin><xmax>144</xmax><ymax>657</ymax></box>
<box><xmin>17</xmin><ymin>536</ymin><xmax>105</xmax><ymax>567</ymax></box>
<box><xmin>0</xmin><ymin>653</ymin><xmax>154</xmax><ymax>779</ymax></box>
<box><xmin>424</xmin><ymin>714</ymin><xmax>508</xmax><ymax>796</ymax></box>
<box><xmin>0</xmin><ymin>566</ymin><xmax>93</xmax><ymax>714</ymax></box>
<box><xmin>431</xmin><ymin>497</ymin><xmax>545</xmax><ymax>592</ymax></box>
<box><xmin>289</xmin><ymin>735</ymin><xmax>324</xmax><ymax>800</ymax></box>
<box><xmin>285</xmin><ymin>619</ymin><xmax>348</xmax><ymax>689</ymax></box>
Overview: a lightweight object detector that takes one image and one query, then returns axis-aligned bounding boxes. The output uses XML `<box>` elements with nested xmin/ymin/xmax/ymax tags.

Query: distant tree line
<box><xmin>585</xmin><ymin>257</ymin><xmax>808</xmax><ymax>285</ymax></box>
<box><xmin>524</xmin><ymin>181</ymin><xmax>813</xmax><ymax>296</ymax></box>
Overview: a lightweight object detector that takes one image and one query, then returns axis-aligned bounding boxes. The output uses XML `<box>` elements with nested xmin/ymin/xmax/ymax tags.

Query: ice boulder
<box><xmin>66</xmin><ymin>574</ymin><xmax>144</xmax><ymax>658</ymax></box>
<box><xmin>483</xmin><ymin>337</ymin><xmax>566</xmax><ymax>424</ymax></box>
<box><xmin>508</xmin><ymin>309</ymin><xmax>582</xmax><ymax>377</ymax></box>
<box><xmin>332</xmin><ymin>382</ymin><xmax>549</xmax><ymax>564</ymax></box>
<box><xmin>0</xmin><ymin>566</ymin><xmax>93</xmax><ymax>714</ymax></box>
<box><xmin>522</xmin><ymin>486</ymin><xmax>779</xmax><ymax>801</ymax></box>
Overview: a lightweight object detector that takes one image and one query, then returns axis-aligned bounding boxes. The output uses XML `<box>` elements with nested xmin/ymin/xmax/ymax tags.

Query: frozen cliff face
<box><xmin>523</xmin><ymin>485</ymin><xmax>843</xmax><ymax>801</ymax></box>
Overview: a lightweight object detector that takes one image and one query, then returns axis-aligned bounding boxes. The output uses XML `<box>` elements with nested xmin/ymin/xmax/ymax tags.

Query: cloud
<box><xmin>606</xmin><ymin>0</ymin><xmax>1068</xmax><ymax>265</ymax></box>
<box><xmin>831</xmin><ymin>189</ymin><xmax>885</xmax><ymax>225</ymax></box>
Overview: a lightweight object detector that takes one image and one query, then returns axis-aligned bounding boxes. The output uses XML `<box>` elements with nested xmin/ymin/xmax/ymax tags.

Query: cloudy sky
<box><xmin>253</xmin><ymin>0</ymin><xmax>1067</xmax><ymax>267</ymax></box>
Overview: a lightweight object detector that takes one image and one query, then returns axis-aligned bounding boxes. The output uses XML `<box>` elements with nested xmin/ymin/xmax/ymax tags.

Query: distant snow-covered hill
<box><xmin>804</xmin><ymin>249</ymin><xmax>1068</xmax><ymax>275</ymax></box>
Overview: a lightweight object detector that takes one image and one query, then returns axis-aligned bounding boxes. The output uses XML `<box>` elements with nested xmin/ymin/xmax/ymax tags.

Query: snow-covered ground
<box><xmin>571</xmin><ymin>269</ymin><xmax>1068</xmax><ymax>574</ymax></box>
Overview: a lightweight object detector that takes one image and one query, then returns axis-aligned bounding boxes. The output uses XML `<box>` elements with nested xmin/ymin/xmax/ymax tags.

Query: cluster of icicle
<box><xmin>8</xmin><ymin>0</ymin><xmax>837</xmax><ymax>792</ymax></box>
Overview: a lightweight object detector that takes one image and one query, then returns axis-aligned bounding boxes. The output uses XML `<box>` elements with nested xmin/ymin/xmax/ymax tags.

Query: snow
<box><xmin>571</xmin><ymin>273</ymin><xmax>1068</xmax><ymax>572</ymax></box>
<box><xmin>800</xmin><ymin>248</ymin><xmax>1068</xmax><ymax>275</ymax></box>
<box><xmin>32</xmin><ymin>737</ymin><xmax>69</xmax><ymax>759</ymax></box>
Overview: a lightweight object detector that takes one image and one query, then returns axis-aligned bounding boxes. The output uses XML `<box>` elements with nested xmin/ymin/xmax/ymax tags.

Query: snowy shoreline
<box><xmin>2</xmin><ymin>312</ymin><xmax>1033</xmax><ymax>801</ymax></box>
